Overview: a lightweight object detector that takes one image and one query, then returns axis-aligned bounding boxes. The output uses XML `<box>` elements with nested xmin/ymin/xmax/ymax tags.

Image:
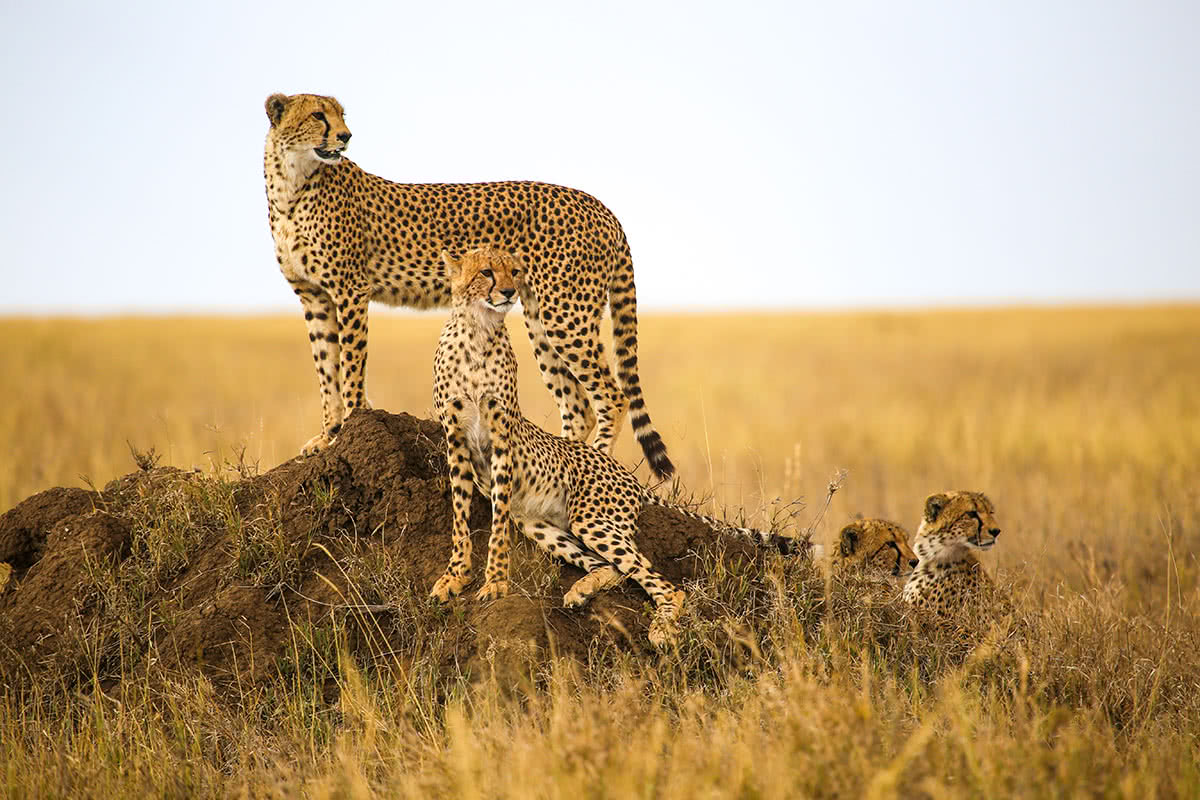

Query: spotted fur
<box><xmin>264</xmin><ymin>93</ymin><xmax>673</xmax><ymax>476</ymax></box>
<box><xmin>429</xmin><ymin>248</ymin><xmax>795</xmax><ymax>646</ymax></box>
<box><xmin>902</xmin><ymin>491</ymin><xmax>1002</xmax><ymax>614</ymax></box>
<box><xmin>827</xmin><ymin>518</ymin><xmax>919</xmax><ymax>580</ymax></box>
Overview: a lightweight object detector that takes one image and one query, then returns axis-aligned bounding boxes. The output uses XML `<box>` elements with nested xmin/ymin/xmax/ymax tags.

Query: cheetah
<box><xmin>430</xmin><ymin>248</ymin><xmax>796</xmax><ymax>646</ymax></box>
<box><xmin>902</xmin><ymin>491</ymin><xmax>1002</xmax><ymax>614</ymax></box>
<box><xmin>815</xmin><ymin>518</ymin><xmax>919</xmax><ymax>579</ymax></box>
<box><xmin>263</xmin><ymin>93</ymin><xmax>673</xmax><ymax>477</ymax></box>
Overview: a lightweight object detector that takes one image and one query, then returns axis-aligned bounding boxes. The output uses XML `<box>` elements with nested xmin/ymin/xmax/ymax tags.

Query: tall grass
<box><xmin>1</xmin><ymin>306</ymin><xmax>1198</xmax><ymax>797</ymax></box>
<box><xmin>4</xmin><ymin>308</ymin><xmax>1196</xmax><ymax>605</ymax></box>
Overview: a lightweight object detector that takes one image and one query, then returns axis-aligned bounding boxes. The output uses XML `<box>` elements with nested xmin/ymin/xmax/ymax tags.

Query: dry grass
<box><xmin>1</xmin><ymin>305</ymin><xmax>1198</xmax><ymax>797</ymax></box>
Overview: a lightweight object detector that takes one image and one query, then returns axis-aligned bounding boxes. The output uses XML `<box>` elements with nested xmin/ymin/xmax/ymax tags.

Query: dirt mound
<box><xmin>0</xmin><ymin>410</ymin><xmax>781</xmax><ymax>691</ymax></box>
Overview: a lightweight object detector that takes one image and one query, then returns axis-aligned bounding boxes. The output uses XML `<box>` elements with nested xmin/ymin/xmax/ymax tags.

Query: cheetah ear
<box><xmin>924</xmin><ymin>493</ymin><xmax>950</xmax><ymax>523</ymax></box>
<box><xmin>440</xmin><ymin>250</ymin><xmax>461</xmax><ymax>281</ymax></box>
<box><xmin>838</xmin><ymin>525</ymin><xmax>859</xmax><ymax>557</ymax></box>
<box><xmin>266</xmin><ymin>93</ymin><xmax>289</xmax><ymax>126</ymax></box>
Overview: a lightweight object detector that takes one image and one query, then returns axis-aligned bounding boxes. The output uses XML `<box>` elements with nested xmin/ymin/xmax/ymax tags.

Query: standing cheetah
<box><xmin>902</xmin><ymin>491</ymin><xmax>1002</xmax><ymax>614</ymax></box>
<box><xmin>263</xmin><ymin>92</ymin><xmax>673</xmax><ymax>477</ymax></box>
<box><xmin>430</xmin><ymin>248</ymin><xmax>796</xmax><ymax>646</ymax></box>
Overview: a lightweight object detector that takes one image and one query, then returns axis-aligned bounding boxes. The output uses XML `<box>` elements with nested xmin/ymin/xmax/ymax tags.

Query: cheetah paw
<box><xmin>563</xmin><ymin>566</ymin><xmax>622</xmax><ymax>608</ymax></box>
<box><xmin>648</xmin><ymin>618</ymin><xmax>678</xmax><ymax>648</ymax></box>
<box><xmin>300</xmin><ymin>431</ymin><xmax>336</xmax><ymax>457</ymax></box>
<box><xmin>647</xmin><ymin>590</ymin><xmax>686</xmax><ymax>648</ymax></box>
<box><xmin>475</xmin><ymin>580</ymin><xmax>510</xmax><ymax>603</ymax></box>
<box><xmin>430</xmin><ymin>572</ymin><xmax>470</xmax><ymax>603</ymax></box>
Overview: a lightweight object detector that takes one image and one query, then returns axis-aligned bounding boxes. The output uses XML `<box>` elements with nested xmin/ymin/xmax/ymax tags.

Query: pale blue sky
<box><xmin>2</xmin><ymin>0</ymin><xmax>1197</xmax><ymax>312</ymax></box>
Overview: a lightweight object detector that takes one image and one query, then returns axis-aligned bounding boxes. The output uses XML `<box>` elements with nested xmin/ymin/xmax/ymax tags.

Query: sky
<box><xmin>1</xmin><ymin>0</ymin><xmax>1197</xmax><ymax>312</ymax></box>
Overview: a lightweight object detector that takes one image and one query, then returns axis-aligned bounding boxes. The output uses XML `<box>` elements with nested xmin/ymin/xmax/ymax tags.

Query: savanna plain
<box><xmin>1</xmin><ymin>306</ymin><xmax>1198</xmax><ymax>798</ymax></box>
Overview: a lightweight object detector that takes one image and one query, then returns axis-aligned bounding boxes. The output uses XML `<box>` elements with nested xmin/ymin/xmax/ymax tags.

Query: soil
<box><xmin>0</xmin><ymin>410</ymin><xmax>776</xmax><ymax>691</ymax></box>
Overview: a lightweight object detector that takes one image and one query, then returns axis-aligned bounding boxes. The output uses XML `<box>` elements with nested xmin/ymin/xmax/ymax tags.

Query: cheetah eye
<box><xmin>480</xmin><ymin>269</ymin><xmax>494</xmax><ymax>278</ymax></box>
<box><xmin>312</xmin><ymin>111</ymin><xmax>326</xmax><ymax>121</ymax></box>
<box><xmin>511</xmin><ymin>268</ymin><xmax>521</xmax><ymax>276</ymax></box>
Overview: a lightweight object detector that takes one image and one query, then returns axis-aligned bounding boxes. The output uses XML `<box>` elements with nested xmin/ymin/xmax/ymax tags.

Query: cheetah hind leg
<box><xmin>563</xmin><ymin>566</ymin><xmax>623</xmax><ymax>608</ymax></box>
<box><xmin>519</xmin><ymin>520</ymin><xmax>622</xmax><ymax>607</ymax></box>
<box><xmin>522</xmin><ymin>305</ymin><xmax>597</xmax><ymax>442</ymax></box>
<box><xmin>571</xmin><ymin>514</ymin><xmax>685</xmax><ymax>647</ymax></box>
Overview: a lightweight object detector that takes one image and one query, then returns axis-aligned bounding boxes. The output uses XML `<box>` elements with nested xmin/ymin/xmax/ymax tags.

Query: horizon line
<box><xmin>1</xmin><ymin>297</ymin><xmax>1197</xmax><ymax>319</ymax></box>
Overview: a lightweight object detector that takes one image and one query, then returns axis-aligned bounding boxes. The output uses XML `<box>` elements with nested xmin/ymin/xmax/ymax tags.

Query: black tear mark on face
<box><xmin>872</xmin><ymin>541</ymin><xmax>905</xmax><ymax>575</ymax></box>
<box><xmin>312</xmin><ymin>111</ymin><xmax>330</xmax><ymax>139</ymax></box>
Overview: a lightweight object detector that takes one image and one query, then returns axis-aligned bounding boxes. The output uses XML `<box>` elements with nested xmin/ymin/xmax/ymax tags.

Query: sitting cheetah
<box><xmin>815</xmin><ymin>518</ymin><xmax>919</xmax><ymax>579</ymax></box>
<box><xmin>430</xmin><ymin>248</ymin><xmax>796</xmax><ymax>646</ymax></box>
<box><xmin>263</xmin><ymin>92</ymin><xmax>673</xmax><ymax>477</ymax></box>
<box><xmin>902</xmin><ymin>491</ymin><xmax>1002</xmax><ymax>614</ymax></box>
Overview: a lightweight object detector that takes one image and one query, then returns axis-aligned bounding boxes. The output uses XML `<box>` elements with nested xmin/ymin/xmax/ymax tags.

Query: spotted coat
<box><xmin>902</xmin><ymin>491</ymin><xmax>1002</xmax><ymax>614</ymax></box>
<box><xmin>826</xmin><ymin>518</ymin><xmax>919</xmax><ymax>580</ymax></box>
<box><xmin>429</xmin><ymin>248</ymin><xmax>796</xmax><ymax>646</ymax></box>
<box><xmin>263</xmin><ymin>93</ymin><xmax>672</xmax><ymax>476</ymax></box>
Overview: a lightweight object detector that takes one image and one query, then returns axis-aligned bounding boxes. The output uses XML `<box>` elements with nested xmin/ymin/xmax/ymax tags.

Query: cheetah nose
<box><xmin>500</xmin><ymin>288</ymin><xmax>516</xmax><ymax>299</ymax></box>
<box><xmin>337</xmin><ymin>131</ymin><xmax>352</xmax><ymax>143</ymax></box>
<box><xmin>909</xmin><ymin>559</ymin><xmax>919</xmax><ymax>568</ymax></box>
<box><xmin>989</xmin><ymin>528</ymin><xmax>1001</xmax><ymax>538</ymax></box>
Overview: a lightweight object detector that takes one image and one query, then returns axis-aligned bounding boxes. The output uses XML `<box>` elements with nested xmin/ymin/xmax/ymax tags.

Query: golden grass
<box><xmin>5</xmin><ymin>307</ymin><xmax>1197</xmax><ymax>602</ymax></box>
<box><xmin>1</xmin><ymin>305</ymin><xmax>1198</xmax><ymax>797</ymax></box>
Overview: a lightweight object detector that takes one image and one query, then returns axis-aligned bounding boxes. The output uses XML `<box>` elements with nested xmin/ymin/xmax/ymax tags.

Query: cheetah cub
<box><xmin>429</xmin><ymin>247</ymin><xmax>796</xmax><ymax>646</ymax></box>
<box><xmin>816</xmin><ymin>518</ymin><xmax>919</xmax><ymax>580</ymax></box>
<box><xmin>902</xmin><ymin>491</ymin><xmax>1002</xmax><ymax>614</ymax></box>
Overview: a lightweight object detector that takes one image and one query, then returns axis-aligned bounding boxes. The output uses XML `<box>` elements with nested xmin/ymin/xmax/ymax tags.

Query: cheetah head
<box><xmin>442</xmin><ymin>247</ymin><xmax>524</xmax><ymax>314</ymax></box>
<box><xmin>829</xmin><ymin>518</ymin><xmax>919</xmax><ymax>579</ymax></box>
<box><xmin>912</xmin><ymin>491</ymin><xmax>1001</xmax><ymax>561</ymax></box>
<box><xmin>265</xmin><ymin>93</ymin><xmax>352</xmax><ymax>165</ymax></box>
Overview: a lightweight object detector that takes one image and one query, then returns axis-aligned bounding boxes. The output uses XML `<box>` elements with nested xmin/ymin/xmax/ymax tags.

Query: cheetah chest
<box><xmin>458</xmin><ymin>399</ymin><xmax>494</xmax><ymax>485</ymax></box>
<box><xmin>269</xmin><ymin>207</ymin><xmax>312</xmax><ymax>282</ymax></box>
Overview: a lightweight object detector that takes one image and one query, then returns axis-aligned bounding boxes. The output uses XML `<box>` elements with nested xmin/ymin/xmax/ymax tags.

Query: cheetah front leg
<box><xmin>431</xmin><ymin>398</ymin><xmax>476</xmax><ymax>602</ymax></box>
<box><xmin>476</xmin><ymin>394</ymin><xmax>515</xmax><ymax>602</ymax></box>
<box><xmin>289</xmin><ymin>279</ymin><xmax>344</xmax><ymax>455</ymax></box>
<box><xmin>333</xmin><ymin>290</ymin><xmax>372</xmax><ymax>419</ymax></box>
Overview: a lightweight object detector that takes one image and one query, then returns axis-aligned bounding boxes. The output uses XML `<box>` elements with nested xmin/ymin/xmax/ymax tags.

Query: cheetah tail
<box><xmin>610</xmin><ymin>236</ymin><xmax>675</xmax><ymax>479</ymax></box>
<box><xmin>643</xmin><ymin>492</ymin><xmax>803</xmax><ymax>556</ymax></box>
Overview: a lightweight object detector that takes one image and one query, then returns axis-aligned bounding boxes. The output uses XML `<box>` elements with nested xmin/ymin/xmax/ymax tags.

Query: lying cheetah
<box><xmin>902</xmin><ymin>491</ymin><xmax>1001</xmax><ymax>614</ymax></box>
<box><xmin>815</xmin><ymin>518</ymin><xmax>919</xmax><ymax>579</ymax></box>
<box><xmin>263</xmin><ymin>93</ymin><xmax>673</xmax><ymax>477</ymax></box>
<box><xmin>430</xmin><ymin>248</ymin><xmax>796</xmax><ymax>645</ymax></box>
